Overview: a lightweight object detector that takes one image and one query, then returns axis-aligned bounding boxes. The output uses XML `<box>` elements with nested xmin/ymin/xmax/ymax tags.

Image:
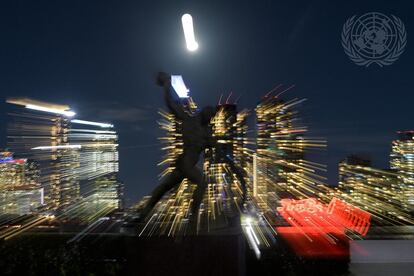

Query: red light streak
<box><xmin>277</xmin><ymin>197</ymin><xmax>371</xmax><ymax>236</ymax></box>
<box><xmin>276</xmin><ymin>197</ymin><xmax>371</xmax><ymax>257</ymax></box>
<box><xmin>327</xmin><ymin>197</ymin><xmax>371</xmax><ymax>236</ymax></box>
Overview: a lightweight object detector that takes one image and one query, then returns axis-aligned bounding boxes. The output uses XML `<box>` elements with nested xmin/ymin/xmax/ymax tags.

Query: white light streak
<box><xmin>181</xmin><ymin>13</ymin><xmax>198</xmax><ymax>51</ymax></box>
<box><xmin>40</xmin><ymin>188</ymin><xmax>44</xmax><ymax>205</ymax></box>
<box><xmin>245</xmin><ymin>225</ymin><xmax>261</xmax><ymax>259</ymax></box>
<box><xmin>31</xmin><ymin>145</ymin><xmax>82</xmax><ymax>150</ymax></box>
<box><xmin>253</xmin><ymin>153</ymin><xmax>258</xmax><ymax>196</ymax></box>
<box><xmin>242</xmin><ymin>215</ymin><xmax>261</xmax><ymax>259</ymax></box>
<box><xmin>25</xmin><ymin>104</ymin><xmax>76</xmax><ymax>117</ymax></box>
<box><xmin>246</xmin><ymin>220</ymin><xmax>260</xmax><ymax>245</ymax></box>
<box><xmin>71</xmin><ymin>129</ymin><xmax>116</xmax><ymax>134</ymax></box>
<box><xmin>71</xmin><ymin>119</ymin><xmax>114</xmax><ymax>128</ymax></box>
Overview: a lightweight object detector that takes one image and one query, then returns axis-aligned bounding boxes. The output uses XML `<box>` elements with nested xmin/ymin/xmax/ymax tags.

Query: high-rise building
<box><xmin>337</xmin><ymin>155</ymin><xmax>413</xmax><ymax>225</ymax></box>
<box><xmin>203</xmin><ymin>104</ymin><xmax>248</xmax><ymax>221</ymax></box>
<box><xmin>69</xmin><ymin>119</ymin><xmax>123</xmax><ymax>211</ymax></box>
<box><xmin>6</xmin><ymin>98</ymin><xmax>80</xmax><ymax>211</ymax></box>
<box><xmin>255</xmin><ymin>96</ymin><xmax>326</xmax><ymax>212</ymax></box>
<box><xmin>0</xmin><ymin>151</ymin><xmax>43</xmax><ymax>215</ymax></box>
<box><xmin>390</xmin><ymin>131</ymin><xmax>414</xmax><ymax>214</ymax></box>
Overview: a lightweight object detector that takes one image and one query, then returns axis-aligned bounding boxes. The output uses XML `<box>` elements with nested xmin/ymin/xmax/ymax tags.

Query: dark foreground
<box><xmin>0</xmin><ymin>231</ymin><xmax>350</xmax><ymax>276</ymax></box>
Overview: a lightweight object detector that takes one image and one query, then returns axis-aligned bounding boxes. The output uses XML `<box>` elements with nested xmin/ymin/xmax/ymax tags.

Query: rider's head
<box><xmin>200</xmin><ymin>106</ymin><xmax>216</xmax><ymax>125</ymax></box>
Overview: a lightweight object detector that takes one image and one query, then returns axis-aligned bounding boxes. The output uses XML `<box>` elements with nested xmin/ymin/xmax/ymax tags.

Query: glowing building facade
<box><xmin>255</xmin><ymin>96</ymin><xmax>326</xmax><ymax>212</ymax></box>
<box><xmin>390</xmin><ymin>131</ymin><xmax>414</xmax><ymax>214</ymax></box>
<box><xmin>337</xmin><ymin>155</ymin><xmax>413</xmax><ymax>225</ymax></box>
<box><xmin>203</xmin><ymin>104</ymin><xmax>248</xmax><ymax>223</ymax></box>
<box><xmin>6</xmin><ymin>98</ymin><xmax>80</xmax><ymax>211</ymax></box>
<box><xmin>0</xmin><ymin>151</ymin><xmax>43</xmax><ymax>215</ymax></box>
<box><xmin>69</xmin><ymin>119</ymin><xmax>123</xmax><ymax>212</ymax></box>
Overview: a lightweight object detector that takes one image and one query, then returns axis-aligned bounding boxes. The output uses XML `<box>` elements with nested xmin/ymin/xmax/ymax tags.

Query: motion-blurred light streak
<box><xmin>26</xmin><ymin>104</ymin><xmax>76</xmax><ymax>117</ymax></box>
<box><xmin>31</xmin><ymin>145</ymin><xmax>82</xmax><ymax>150</ymax></box>
<box><xmin>71</xmin><ymin>119</ymin><xmax>114</xmax><ymax>128</ymax></box>
<box><xmin>242</xmin><ymin>215</ymin><xmax>261</xmax><ymax>259</ymax></box>
<box><xmin>181</xmin><ymin>14</ymin><xmax>198</xmax><ymax>51</ymax></box>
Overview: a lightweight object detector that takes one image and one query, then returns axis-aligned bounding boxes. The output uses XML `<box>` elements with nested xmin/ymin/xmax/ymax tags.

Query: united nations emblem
<box><xmin>341</xmin><ymin>12</ymin><xmax>407</xmax><ymax>67</ymax></box>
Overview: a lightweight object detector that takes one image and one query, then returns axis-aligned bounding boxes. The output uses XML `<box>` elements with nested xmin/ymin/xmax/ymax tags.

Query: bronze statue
<box><xmin>139</xmin><ymin>72</ymin><xmax>247</xmax><ymax>233</ymax></box>
<box><xmin>139</xmin><ymin>72</ymin><xmax>215</xmax><ymax>232</ymax></box>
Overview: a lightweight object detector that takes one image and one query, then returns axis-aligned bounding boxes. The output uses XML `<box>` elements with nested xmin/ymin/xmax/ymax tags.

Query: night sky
<box><xmin>1</xmin><ymin>0</ymin><xmax>413</xmax><ymax>205</ymax></box>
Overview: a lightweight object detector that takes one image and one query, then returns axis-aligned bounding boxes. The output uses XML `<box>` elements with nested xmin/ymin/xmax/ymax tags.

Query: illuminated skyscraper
<box><xmin>337</xmin><ymin>155</ymin><xmax>413</xmax><ymax>225</ymax></box>
<box><xmin>6</xmin><ymin>98</ymin><xmax>80</xmax><ymax>211</ymax></box>
<box><xmin>69</xmin><ymin>119</ymin><xmax>123</xmax><ymax>212</ymax></box>
<box><xmin>234</xmin><ymin>109</ymin><xmax>249</xmax><ymax>170</ymax></box>
<box><xmin>0</xmin><ymin>151</ymin><xmax>43</xmax><ymax>215</ymax></box>
<box><xmin>255</xmin><ymin>96</ymin><xmax>326</xmax><ymax>212</ymax></box>
<box><xmin>203</xmin><ymin>104</ymin><xmax>248</xmax><ymax>223</ymax></box>
<box><xmin>390</xmin><ymin>131</ymin><xmax>414</xmax><ymax>214</ymax></box>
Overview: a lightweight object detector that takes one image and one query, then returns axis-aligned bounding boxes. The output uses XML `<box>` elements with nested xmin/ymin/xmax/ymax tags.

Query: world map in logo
<box><xmin>341</xmin><ymin>12</ymin><xmax>407</xmax><ymax>67</ymax></box>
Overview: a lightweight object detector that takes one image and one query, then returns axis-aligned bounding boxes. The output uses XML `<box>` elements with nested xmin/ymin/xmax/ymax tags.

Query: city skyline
<box><xmin>1</xmin><ymin>1</ymin><xmax>413</xmax><ymax>274</ymax></box>
<box><xmin>1</xmin><ymin>97</ymin><xmax>123</xmax><ymax>220</ymax></box>
<box><xmin>1</xmin><ymin>94</ymin><xmax>411</xmax><ymax>206</ymax></box>
<box><xmin>1</xmin><ymin>95</ymin><xmax>411</xmax><ymax>211</ymax></box>
<box><xmin>0</xmin><ymin>0</ymin><xmax>413</xmax><ymax>205</ymax></box>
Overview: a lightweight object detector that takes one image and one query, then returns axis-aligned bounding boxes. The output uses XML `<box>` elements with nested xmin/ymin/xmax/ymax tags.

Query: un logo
<box><xmin>341</xmin><ymin>12</ymin><xmax>407</xmax><ymax>67</ymax></box>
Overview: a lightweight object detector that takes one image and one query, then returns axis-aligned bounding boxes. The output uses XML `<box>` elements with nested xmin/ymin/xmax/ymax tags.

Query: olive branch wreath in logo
<box><xmin>341</xmin><ymin>14</ymin><xmax>407</xmax><ymax>67</ymax></box>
